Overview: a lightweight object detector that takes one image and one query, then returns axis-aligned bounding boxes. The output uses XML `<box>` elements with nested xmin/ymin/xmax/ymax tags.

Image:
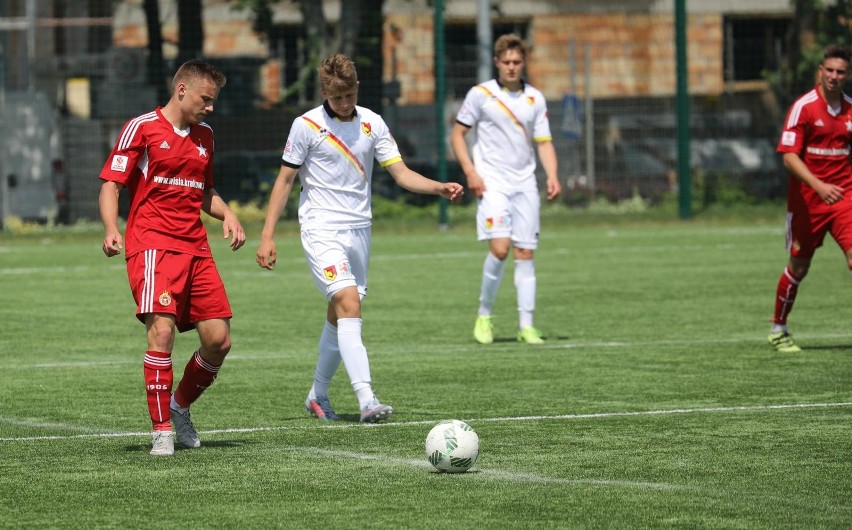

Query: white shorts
<box><xmin>476</xmin><ymin>188</ymin><xmax>541</xmax><ymax>249</ymax></box>
<box><xmin>301</xmin><ymin>227</ymin><xmax>371</xmax><ymax>301</ymax></box>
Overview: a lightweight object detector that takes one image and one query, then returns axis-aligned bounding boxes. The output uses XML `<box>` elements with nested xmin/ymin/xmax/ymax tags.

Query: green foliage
<box><xmin>2</xmin><ymin>218</ymin><xmax>852</xmax><ymax>527</ymax></box>
<box><xmin>768</xmin><ymin>0</ymin><xmax>852</xmax><ymax>102</ymax></box>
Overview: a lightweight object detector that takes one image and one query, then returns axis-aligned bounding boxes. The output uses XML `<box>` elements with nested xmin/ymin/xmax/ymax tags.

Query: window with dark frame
<box><xmin>723</xmin><ymin>16</ymin><xmax>790</xmax><ymax>83</ymax></box>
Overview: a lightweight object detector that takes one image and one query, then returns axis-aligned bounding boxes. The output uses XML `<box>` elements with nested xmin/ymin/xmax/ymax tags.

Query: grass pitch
<box><xmin>1</xmin><ymin>211</ymin><xmax>851</xmax><ymax>528</ymax></box>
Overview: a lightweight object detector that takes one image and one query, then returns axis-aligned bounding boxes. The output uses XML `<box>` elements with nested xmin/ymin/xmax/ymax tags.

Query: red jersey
<box><xmin>777</xmin><ymin>86</ymin><xmax>852</xmax><ymax>211</ymax></box>
<box><xmin>99</xmin><ymin>107</ymin><xmax>216</xmax><ymax>258</ymax></box>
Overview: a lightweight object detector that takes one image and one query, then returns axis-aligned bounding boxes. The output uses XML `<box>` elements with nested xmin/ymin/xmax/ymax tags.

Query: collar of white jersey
<box><xmin>322</xmin><ymin>100</ymin><xmax>359</xmax><ymax>121</ymax></box>
<box><xmin>495</xmin><ymin>78</ymin><xmax>526</xmax><ymax>93</ymax></box>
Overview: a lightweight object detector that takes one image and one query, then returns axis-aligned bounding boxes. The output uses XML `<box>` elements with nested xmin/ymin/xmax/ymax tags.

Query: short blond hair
<box><xmin>493</xmin><ymin>34</ymin><xmax>527</xmax><ymax>59</ymax></box>
<box><xmin>319</xmin><ymin>54</ymin><xmax>359</xmax><ymax>92</ymax></box>
<box><xmin>173</xmin><ymin>59</ymin><xmax>226</xmax><ymax>89</ymax></box>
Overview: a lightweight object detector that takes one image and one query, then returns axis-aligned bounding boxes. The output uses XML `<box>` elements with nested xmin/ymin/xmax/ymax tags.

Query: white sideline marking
<box><xmin>1</xmin><ymin>401</ymin><xmax>850</xmax><ymax>443</ymax></box>
<box><xmin>0</xmin><ymin>236</ymin><xmax>778</xmax><ymax>276</ymax></box>
<box><xmin>16</xmin><ymin>330</ymin><xmax>852</xmax><ymax>370</ymax></box>
<box><xmin>276</xmin><ymin>446</ymin><xmax>685</xmax><ymax>490</ymax></box>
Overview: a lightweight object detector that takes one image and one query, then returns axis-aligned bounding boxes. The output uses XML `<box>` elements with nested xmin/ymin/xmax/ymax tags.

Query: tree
<box><xmin>142</xmin><ymin>0</ymin><xmax>205</xmax><ymax>100</ymax></box>
<box><xmin>177</xmin><ymin>0</ymin><xmax>205</xmax><ymax>64</ymax></box>
<box><xmin>776</xmin><ymin>0</ymin><xmax>852</xmax><ymax>105</ymax></box>
<box><xmin>142</xmin><ymin>0</ymin><xmax>167</xmax><ymax>102</ymax></box>
<box><xmin>232</xmin><ymin>0</ymin><xmax>385</xmax><ymax>109</ymax></box>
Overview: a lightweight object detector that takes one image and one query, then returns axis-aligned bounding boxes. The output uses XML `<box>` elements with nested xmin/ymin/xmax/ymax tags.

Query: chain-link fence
<box><xmin>0</xmin><ymin>0</ymin><xmax>793</xmax><ymax>225</ymax></box>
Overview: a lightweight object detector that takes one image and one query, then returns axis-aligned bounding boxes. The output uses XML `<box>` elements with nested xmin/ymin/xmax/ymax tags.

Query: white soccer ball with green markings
<box><xmin>425</xmin><ymin>420</ymin><xmax>479</xmax><ymax>473</ymax></box>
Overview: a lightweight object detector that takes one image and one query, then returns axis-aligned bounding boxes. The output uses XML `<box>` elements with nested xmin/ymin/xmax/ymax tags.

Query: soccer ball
<box><xmin>424</xmin><ymin>420</ymin><xmax>479</xmax><ymax>473</ymax></box>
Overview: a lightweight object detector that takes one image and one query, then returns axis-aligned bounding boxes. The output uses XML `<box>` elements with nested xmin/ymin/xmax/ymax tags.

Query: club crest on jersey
<box><xmin>526</xmin><ymin>96</ymin><xmax>535</xmax><ymax>105</ymax></box>
<box><xmin>111</xmin><ymin>155</ymin><xmax>128</xmax><ymax>172</ymax></box>
<box><xmin>324</xmin><ymin>265</ymin><xmax>337</xmax><ymax>281</ymax></box>
<box><xmin>362</xmin><ymin>122</ymin><xmax>372</xmax><ymax>137</ymax></box>
<box><xmin>196</xmin><ymin>142</ymin><xmax>208</xmax><ymax>159</ymax></box>
<box><xmin>159</xmin><ymin>290</ymin><xmax>172</xmax><ymax>307</ymax></box>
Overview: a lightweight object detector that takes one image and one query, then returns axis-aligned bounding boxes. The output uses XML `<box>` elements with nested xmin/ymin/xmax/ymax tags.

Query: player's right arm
<box><xmin>450</xmin><ymin>122</ymin><xmax>486</xmax><ymax>198</ymax></box>
<box><xmin>782</xmin><ymin>152</ymin><xmax>845</xmax><ymax>204</ymax></box>
<box><xmin>99</xmin><ymin>180</ymin><xmax>124</xmax><ymax>257</ymax></box>
<box><xmin>256</xmin><ymin>164</ymin><xmax>299</xmax><ymax>270</ymax></box>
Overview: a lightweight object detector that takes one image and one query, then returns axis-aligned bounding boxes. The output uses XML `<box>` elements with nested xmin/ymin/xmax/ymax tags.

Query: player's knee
<box><xmin>204</xmin><ymin>334</ymin><xmax>231</xmax><ymax>361</ymax></box>
<box><xmin>198</xmin><ymin>320</ymin><xmax>232</xmax><ymax>359</ymax></box>
<box><xmin>790</xmin><ymin>263</ymin><xmax>810</xmax><ymax>279</ymax></box>
<box><xmin>331</xmin><ymin>287</ymin><xmax>361</xmax><ymax>318</ymax></box>
<box><xmin>514</xmin><ymin>248</ymin><xmax>534</xmax><ymax>261</ymax></box>
<box><xmin>490</xmin><ymin>245</ymin><xmax>510</xmax><ymax>261</ymax></box>
<box><xmin>147</xmin><ymin>322</ymin><xmax>175</xmax><ymax>349</ymax></box>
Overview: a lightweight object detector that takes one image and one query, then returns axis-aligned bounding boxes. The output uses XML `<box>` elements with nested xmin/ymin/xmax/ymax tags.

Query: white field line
<box><xmin>2</xmin><ymin>401</ymin><xmax>850</xmax><ymax>443</ymax></box>
<box><xmin>18</xmin><ymin>330</ymin><xmax>852</xmax><ymax>370</ymax></box>
<box><xmin>1</xmin><ymin>401</ymin><xmax>846</xmax><ymax>490</ymax></box>
<box><xmin>0</xmin><ymin>238</ymin><xmax>779</xmax><ymax>277</ymax></box>
<box><xmin>274</xmin><ymin>446</ymin><xmax>686</xmax><ymax>490</ymax></box>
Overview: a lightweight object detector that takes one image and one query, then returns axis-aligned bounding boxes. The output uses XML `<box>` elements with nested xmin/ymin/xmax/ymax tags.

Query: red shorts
<box><xmin>126</xmin><ymin>249</ymin><xmax>232</xmax><ymax>332</ymax></box>
<box><xmin>787</xmin><ymin>200</ymin><xmax>852</xmax><ymax>258</ymax></box>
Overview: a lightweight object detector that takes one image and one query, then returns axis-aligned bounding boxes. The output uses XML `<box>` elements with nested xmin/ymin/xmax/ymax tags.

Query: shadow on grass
<box><xmin>123</xmin><ymin>439</ymin><xmax>251</xmax><ymax>452</ymax></box>
<box><xmin>491</xmin><ymin>334</ymin><xmax>566</xmax><ymax>343</ymax></box>
<box><xmin>795</xmin><ymin>343</ymin><xmax>852</xmax><ymax>351</ymax></box>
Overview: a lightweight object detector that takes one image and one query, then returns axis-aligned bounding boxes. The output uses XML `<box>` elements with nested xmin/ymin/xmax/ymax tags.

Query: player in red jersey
<box><xmin>98</xmin><ymin>60</ymin><xmax>246</xmax><ymax>455</ymax></box>
<box><xmin>769</xmin><ymin>44</ymin><xmax>852</xmax><ymax>353</ymax></box>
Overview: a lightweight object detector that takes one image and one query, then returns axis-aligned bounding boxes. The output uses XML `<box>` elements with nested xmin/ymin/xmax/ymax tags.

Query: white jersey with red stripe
<box><xmin>455</xmin><ymin>79</ymin><xmax>552</xmax><ymax>192</ymax></box>
<box><xmin>281</xmin><ymin>103</ymin><xmax>402</xmax><ymax>229</ymax></box>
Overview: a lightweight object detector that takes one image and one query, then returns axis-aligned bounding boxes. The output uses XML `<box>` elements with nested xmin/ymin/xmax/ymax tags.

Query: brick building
<box><xmin>1</xmin><ymin>0</ymin><xmax>797</xmax><ymax>218</ymax></box>
<box><xmin>105</xmin><ymin>0</ymin><xmax>791</xmax><ymax>105</ymax></box>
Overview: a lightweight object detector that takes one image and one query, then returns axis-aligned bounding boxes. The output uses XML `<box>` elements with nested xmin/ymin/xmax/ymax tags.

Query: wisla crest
<box><xmin>159</xmin><ymin>290</ymin><xmax>172</xmax><ymax>307</ymax></box>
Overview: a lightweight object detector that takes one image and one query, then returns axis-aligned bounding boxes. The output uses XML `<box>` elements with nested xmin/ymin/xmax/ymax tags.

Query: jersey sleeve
<box><xmin>373</xmin><ymin>116</ymin><xmax>402</xmax><ymax>167</ymax></box>
<box><xmin>455</xmin><ymin>85</ymin><xmax>485</xmax><ymax>128</ymax></box>
<box><xmin>532</xmin><ymin>91</ymin><xmax>553</xmax><ymax>143</ymax></box>
<box><xmin>99</xmin><ymin>118</ymin><xmax>148</xmax><ymax>185</ymax></box>
<box><xmin>282</xmin><ymin>117</ymin><xmax>311</xmax><ymax>167</ymax></box>
<box><xmin>777</xmin><ymin>104</ymin><xmax>808</xmax><ymax>155</ymax></box>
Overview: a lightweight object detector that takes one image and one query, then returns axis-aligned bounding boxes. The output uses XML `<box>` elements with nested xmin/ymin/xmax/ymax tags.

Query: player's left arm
<box><xmin>385</xmin><ymin>160</ymin><xmax>464</xmax><ymax>203</ymax></box>
<box><xmin>202</xmin><ymin>188</ymin><xmax>246</xmax><ymax>251</ymax></box>
<box><xmin>536</xmin><ymin>140</ymin><xmax>561</xmax><ymax>201</ymax></box>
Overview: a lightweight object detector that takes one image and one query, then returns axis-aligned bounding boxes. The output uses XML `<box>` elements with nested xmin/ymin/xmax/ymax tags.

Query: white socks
<box><xmin>479</xmin><ymin>253</ymin><xmax>538</xmax><ymax>329</ymax></box>
<box><xmin>169</xmin><ymin>394</ymin><xmax>186</xmax><ymax>413</ymax></box>
<box><xmin>514</xmin><ymin>259</ymin><xmax>536</xmax><ymax>329</ymax></box>
<box><xmin>309</xmin><ymin>319</ymin><xmax>340</xmax><ymax>400</ymax></box>
<box><xmin>337</xmin><ymin>317</ymin><xmax>375</xmax><ymax>409</ymax></box>
<box><xmin>478</xmin><ymin>252</ymin><xmax>506</xmax><ymax>316</ymax></box>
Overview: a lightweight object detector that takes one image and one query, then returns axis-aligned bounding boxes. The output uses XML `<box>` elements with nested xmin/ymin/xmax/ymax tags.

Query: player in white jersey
<box><xmin>256</xmin><ymin>54</ymin><xmax>463</xmax><ymax>423</ymax></box>
<box><xmin>451</xmin><ymin>34</ymin><xmax>561</xmax><ymax>345</ymax></box>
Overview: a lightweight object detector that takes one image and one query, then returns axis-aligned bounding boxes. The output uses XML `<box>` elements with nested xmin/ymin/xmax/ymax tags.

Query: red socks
<box><xmin>173</xmin><ymin>350</ymin><xmax>221</xmax><ymax>409</ymax></box>
<box><xmin>773</xmin><ymin>268</ymin><xmax>801</xmax><ymax>326</ymax></box>
<box><xmin>143</xmin><ymin>350</ymin><xmax>173</xmax><ymax>431</ymax></box>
